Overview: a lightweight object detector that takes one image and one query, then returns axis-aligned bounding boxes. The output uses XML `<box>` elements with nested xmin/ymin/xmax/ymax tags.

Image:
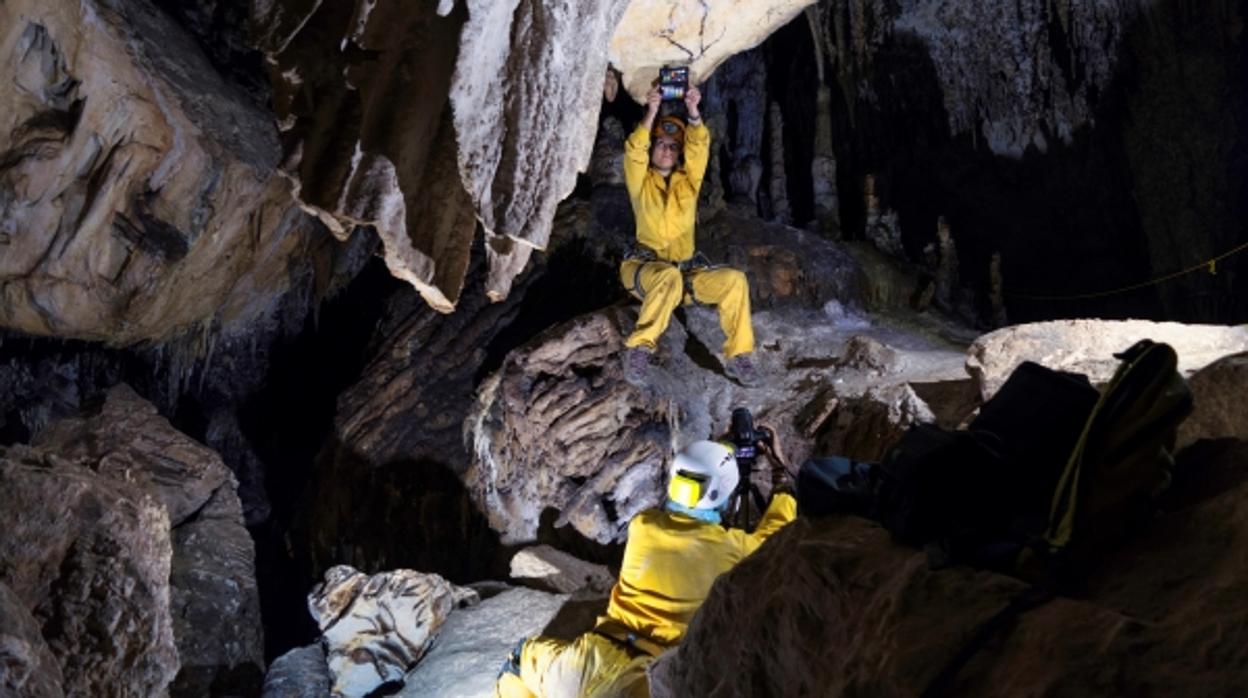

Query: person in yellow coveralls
<box><xmin>619</xmin><ymin>79</ymin><xmax>759</xmax><ymax>388</ymax></box>
<box><xmin>495</xmin><ymin>438</ymin><xmax>796</xmax><ymax>697</ymax></box>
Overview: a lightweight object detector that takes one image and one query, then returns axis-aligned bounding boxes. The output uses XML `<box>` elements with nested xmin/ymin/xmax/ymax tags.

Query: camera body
<box><xmin>730</xmin><ymin>407</ymin><xmax>772</xmax><ymax>467</ymax></box>
<box><xmin>658</xmin><ymin>66</ymin><xmax>689</xmax><ymax>101</ymax></box>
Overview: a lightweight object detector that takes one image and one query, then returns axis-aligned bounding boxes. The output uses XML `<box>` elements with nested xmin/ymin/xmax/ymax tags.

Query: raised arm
<box><xmin>624</xmin><ymin>85</ymin><xmax>663</xmax><ymax>201</ymax></box>
<box><xmin>682</xmin><ymin>85</ymin><xmax>709</xmax><ymax>191</ymax></box>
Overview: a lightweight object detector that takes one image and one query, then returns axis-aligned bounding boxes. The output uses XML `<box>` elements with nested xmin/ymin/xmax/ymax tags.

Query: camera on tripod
<box><xmin>730</xmin><ymin>407</ymin><xmax>774</xmax><ymax>469</ymax></box>
<box><xmin>724</xmin><ymin>407</ymin><xmax>778</xmax><ymax>531</ymax></box>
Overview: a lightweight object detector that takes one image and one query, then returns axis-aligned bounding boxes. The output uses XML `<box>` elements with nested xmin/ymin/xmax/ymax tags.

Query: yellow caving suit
<box><xmin>619</xmin><ymin>121</ymin><xmax>755</xmax><ymax>358</ymax></box>
<box><xmin>496</xmin><ymin>493</ymin><xmax>796</xmax><ymax>698</ymax></box>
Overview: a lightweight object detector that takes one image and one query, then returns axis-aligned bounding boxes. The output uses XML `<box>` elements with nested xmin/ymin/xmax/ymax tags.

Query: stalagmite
<box><xmin>807</xmin><ymin>7</ymin><xmax>840</xmax><ymax>234</ymax></box>
<box><xmin>768</xmin><ymin>101</ymin><xmax>792</xmax><ymax>224</ymax></box>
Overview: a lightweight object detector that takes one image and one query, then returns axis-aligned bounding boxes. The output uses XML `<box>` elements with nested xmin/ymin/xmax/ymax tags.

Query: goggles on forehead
<box><xmin>659</xmin><ymin>121</ymin><xmax>681</xmax><ymax>135</ymax></box>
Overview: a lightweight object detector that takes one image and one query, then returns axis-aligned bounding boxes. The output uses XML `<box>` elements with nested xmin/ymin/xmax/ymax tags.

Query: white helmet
<box><xmin>668</xmin><ymin>440</ymin><xmax>739</xmax><ymax>511</ymax></box>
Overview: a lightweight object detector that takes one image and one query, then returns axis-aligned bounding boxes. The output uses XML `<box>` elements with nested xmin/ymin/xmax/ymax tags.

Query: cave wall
<box><xmin>773</xmin><ymin>0</ymin><xmax>1248</xmax><ymax>324</ymax></box>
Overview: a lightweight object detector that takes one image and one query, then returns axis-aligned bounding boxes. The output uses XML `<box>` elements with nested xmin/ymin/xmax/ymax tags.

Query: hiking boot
<box><xmin>622</xmin><ymin>347</ymin><xmax>653</xmax><ymax>387</ymax></box>
<box><xmin>724</xmin><ymin>354</ymin><xmax>761</xmax><ymax>387</ymax></box>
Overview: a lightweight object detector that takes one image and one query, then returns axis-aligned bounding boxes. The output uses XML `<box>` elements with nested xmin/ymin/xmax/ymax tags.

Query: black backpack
<box><xmin>865</xmin><ymin>360</ymin><xmax>1098</xmax><ymax>560</ymax></box>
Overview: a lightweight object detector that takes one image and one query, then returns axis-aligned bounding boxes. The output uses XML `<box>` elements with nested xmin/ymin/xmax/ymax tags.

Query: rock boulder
<box><xmin>0</xmin><ymin>446</ymin><xmax>178</xmax><ymax>697</ymax></box>
<box><xmin>400</xmin><ymin>587</ymin><xmax>570</xmax><ymax>698</ymax></box>
<box><xmin>967</xmin><ymin>320</ymin><xmax>1248</xmax><ymax>400</ymax></box>
<box><xmin>1177</xmin><ymin>352</ymin><xmax>1248</xmax><ymax>450</ymax></box>
<box><xmin>0</xmin><ymin>580</ymin><xmax>64</xmax><ymax>698</ymax></box>
<box><xmin>509</xmin><ymin>546</ymin><xmax>616</xmax><ymax>596</ymax></box>
<box><xmin>31</xmin><ymin>385</ymin><xmax>265</xmax><ymax>697</ymax></box>
<box><xmin>0</xmin><ymin>0</ymin><xmax>318</xmax><ymax>342</ymax></box>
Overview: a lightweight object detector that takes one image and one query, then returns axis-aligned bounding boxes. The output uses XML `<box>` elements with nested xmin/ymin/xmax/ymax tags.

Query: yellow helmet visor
<box><xmin>668</xmin><ymin>472</ymin><xmax>705</xmax><ymax>508</ymax></box>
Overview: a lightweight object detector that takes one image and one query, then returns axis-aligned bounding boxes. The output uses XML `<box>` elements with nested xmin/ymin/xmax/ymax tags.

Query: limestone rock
<box><xmin>33</xmin><ymin>384</ymin><xmax>232</xmax><ymax>525</ymax></box>
<box><xmin>466</xmin><ymin>297</ymin><xmax>969</xmax><ymax>544</ymax></box>
<box><xmin>451</xmin><ymin>0</ymin><xmax>631</xmax><ymax>259</ymax></box>
<box><xmin>809</xmin><ymin>383</ymin><xmax>937</xmax><ymax>463</ymax></box>
<box><xmin>168</xmin><ymin>484</ymin><xmax>266</xmax><ymax>698</ymax></box>
<box><xmin>1177</xmin><ymin>352</ymin><xmax>1248</xmax><ymax>450</ymax></box>
<box><xmin>303</xmin><ymin>205</ymin><xmax>622</xmax><ymax>579</ymax></box>
<box><xmin>257</xmin><ymin>0</ymin><xmax>475</xmax><ymax>312</ymax></box>
<box><xmin>822</xmin><ymin>0</ymin><xmax>1138</xmax><ymax>159</ymax></box>
<box><xmin>308</xmin><ymin>565</ymin><xmax>465</xmax><ymax>698</ymax></box>
<box><xmin>261</xmin><ymin>644</ymin><xmax>331</xmax><ymax>698</ymax></box>
<box><xmin>400</xmin><ymin>587</ymin><xmax>570</xmax><ymax>698</ymax></box>
<box><xmin>0</xmin><ymin>0</ymin><xmax>319</xmax><ymax>343</ymax></box>
<box><xmin>27</xmin><ymin>384</ymin><xmax>264</xmax><ymax>696</ymax></box>
<box><xmin>0</xmin><ymin>580</ymin><xmax>64</xmax><ymax>698</ymax></box>
<box><xmin>465</xmin><ymin>309</ymin><xmax>674</xmax><ymax>544</ymax></box>
<box><xmin>0</xmin><ymin>446</ymin><xmax>179</xmax><ymax>697</ymax></box>
<box><xmin>695</xmin><ymin>203</ymin><xmax>869</xmax><ymax>309</ymax></box>
<box><xmin>966</xmin><ymin>320</ymin><xmax>1248</xmax><ymax>400</ymax></box>
<box><xmin>610</xmin><ymin>0</ymin><xmax>817</xmax><ymax>103</ymax></box>
<box><xmin>509</xmin><ymin>546</ymin><xmax>615</xmax><ymax>595</ymax></box>
<box><xmin>651</xmin><ymin>460</ymin><xmax>1248</xmax><ymax>695</ymax></box>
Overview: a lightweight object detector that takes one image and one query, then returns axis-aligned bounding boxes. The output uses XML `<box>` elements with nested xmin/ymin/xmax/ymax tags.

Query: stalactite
<box><xmin>802</xmin><ymin>5</ymin><xmax>840</xmax><ymax>235</ymax></box>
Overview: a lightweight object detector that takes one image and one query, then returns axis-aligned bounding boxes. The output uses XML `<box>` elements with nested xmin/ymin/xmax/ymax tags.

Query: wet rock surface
<box><xmin>255</xmin><ymin>0</ymin><xmax>476</xmax><ymax>312</ymax></box>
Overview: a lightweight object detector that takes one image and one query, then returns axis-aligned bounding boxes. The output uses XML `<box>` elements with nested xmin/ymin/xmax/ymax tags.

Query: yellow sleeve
<box><xmin>624</xmin><ymin>124</ymin><xmax>651</xmax><ymax>201</ymax></box>
<box><xmin>682</xmin><ymin>122</ymin><xmax>710</xmax><ymax>192</ymax></box>
<box><xmin>742</xmin><ymin>492</ymin><xmax>796</xmax><ymax>556</ymax></box>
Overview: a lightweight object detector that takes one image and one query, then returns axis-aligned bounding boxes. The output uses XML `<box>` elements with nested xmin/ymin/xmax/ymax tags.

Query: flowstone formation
<box><xmin>0</xmin><ymin>0</ymin><xmax>319</xmax><ymax>343</ymax></box>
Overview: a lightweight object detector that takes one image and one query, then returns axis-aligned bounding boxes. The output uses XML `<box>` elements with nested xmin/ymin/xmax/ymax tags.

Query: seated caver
<box><xmin>619</xmin><ymin>79</ymin><xmax>759</xmax><ymax>388</ymax></box>
<box><xmin>495</xmin><ymin>440</ymin><xmax>796</xmax><ymax>698</ymax></box>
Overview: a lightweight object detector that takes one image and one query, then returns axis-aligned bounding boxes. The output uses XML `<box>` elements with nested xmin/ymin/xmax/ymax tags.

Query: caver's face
<box><xmin>650</xmin><ymin>137</ymin><xmax>680</xmax><ymax>171</ymax></box>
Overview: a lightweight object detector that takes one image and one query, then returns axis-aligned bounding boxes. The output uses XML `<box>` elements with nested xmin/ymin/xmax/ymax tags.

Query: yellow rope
<box><xmin>1006</xmin><ymin>238</ymin><xmax>1248</xmax><ymax>302</ymax></box>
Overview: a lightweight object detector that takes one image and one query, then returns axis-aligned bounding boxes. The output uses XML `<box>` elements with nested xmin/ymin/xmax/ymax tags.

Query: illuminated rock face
<box><xmin>609</xmin><ymin>0</ymin><xmax>818</xmax><ymax>102</ymax></box>
<box><xmin>0</xmin><ymin>0</ymin><xmax>318</xmax><ymax>344</ymax></box>
<box><xmin>966</xmin><ymin>320</ymin><xmax>1248</xmax><ymax>400</ymax></box>
<box><xmin>450</xmin><ymin>0</ymin><xmax>632</xmax><ymax>298</ymax></box>
<box><xmin>253</xmin><ymin>0</ymin><xmax>478</xmax><ymax>313</ymax></box>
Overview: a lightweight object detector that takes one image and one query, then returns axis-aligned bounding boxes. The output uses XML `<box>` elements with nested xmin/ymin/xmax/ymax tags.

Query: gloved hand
<box><xmin>758</xmin><ymin>423</ymin><xmax>795</xmax><ymax>496</ymax></box>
